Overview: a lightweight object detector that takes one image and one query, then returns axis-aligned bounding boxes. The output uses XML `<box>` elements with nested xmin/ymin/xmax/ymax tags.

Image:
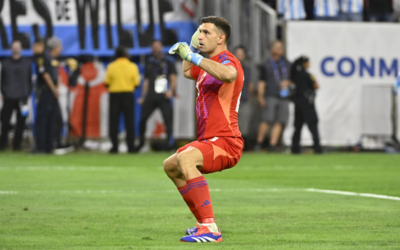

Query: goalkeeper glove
<box><xmin>189</xmin><ymin>28</ymin><xmax>201</xmax><ymax>53</ymax></box>
<box><xmin>169</xmin><ymin>42</ymin><xmax>203</xmax><ymax>66</ymax></box>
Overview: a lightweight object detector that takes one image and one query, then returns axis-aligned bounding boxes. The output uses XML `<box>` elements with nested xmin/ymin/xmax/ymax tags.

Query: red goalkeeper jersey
<box><xmin>190</xmin><ymin>50</ymin><xmax>244</xmax><ymax>141</ymax></box>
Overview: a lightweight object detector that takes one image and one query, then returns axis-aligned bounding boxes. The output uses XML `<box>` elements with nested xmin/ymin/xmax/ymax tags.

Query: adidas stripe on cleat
<box><xmin>185</xmin><ymin>222</ymin><xmax>201</xmax><ymax>235</ymax></box>
<box><xmin>180</xmin><ymin>225</ymin><xmax>222</xmax><ymax>243</ymax></box>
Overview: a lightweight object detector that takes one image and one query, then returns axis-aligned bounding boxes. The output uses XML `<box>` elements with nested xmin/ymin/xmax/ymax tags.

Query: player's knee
<box><xmin>162</xmin><ymin>158</ymin><xmax>173</xmax><ymax>172</ymax></box>
<box><xmin>176</xmin><ymin>152</ymin><xmax>188</xmax><ymax>167</ymax></box>
<box><xmin>176</xmin><ymin>151</ymin><xmax>194</xmax><ymax>173</ymax></box>
<box><xmin>163</xmin><ymin>156</ymin><xmax>178</xmax><ymax>175</ymax></box>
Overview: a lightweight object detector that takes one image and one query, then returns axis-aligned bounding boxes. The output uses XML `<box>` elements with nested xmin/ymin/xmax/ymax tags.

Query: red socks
<box><xmin>178</xmin><ymin>184</ymin><xmax>202</xmax><ymax>223</ymax></box>
<box><xmin>183</xmin><ymin>176</ymin><xmax>215</xmax><ymax>223</ymax></box>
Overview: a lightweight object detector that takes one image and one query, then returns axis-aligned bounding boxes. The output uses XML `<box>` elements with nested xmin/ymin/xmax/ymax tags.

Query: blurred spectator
<box><xmin>277</xmin><ymin>0</ymin><xmax>306</xmax><ymax>20</ymax></box>
<box><xmin>368</xmin><ymin>0</ymin><xmax>393</xmax><ymax>22</ymax></box>
<box><xmin>394</xmin><ymin>0</ymin><xmax>400</xmax><ymax>22</ymax></box>
<box><xmin>0</xmin><ymin>40</ymin><xmax>32</xmax><ymax>151</ymax></box>
<box><xmin>137</xmin><ymin>40</ymin><xmax>177</xmax><ymax>151</ymax></box>
<box><xmin>34</xmin><ymin>37</ymin><xmax>62</xmax><ymax>154</ymax></box>
<box><xmin>32</xmin><ymin>39</ymin><xmax>45</xmax><ymax>58</ymax></box>
<box><xmin>304</xmin><ymin>0</ymin><xmax>315</xmax><ymax>20</ymax></box>
<box><xmin>52</xmin><ymin>58</ymin><xmax>78</xmax><ymax>155</ymax></box>
<box><xmin>255</xmin><ymin>40</ymin><xmax>291</xmax><ymax>152</ymax></box>
<box><xmin>32</xmin><ymin>39</ymin><xmax>73</xmax><ymax>155</ymax></box>
<box><xmin>105</xmin><ymin>46</ymin><xmax>140</xmax><ymax>154</ymax></box>
<box><xmin>290</xmin><ymin>56</ymin><xmax>322</xmax><ymax>154</ymax></box>
<box><xmin>234</xmin><ymin>46</ymin><xmax>254</xmax><ymax>149</ymax></box>
<box><xmin>314</xmin><ymin>0</ymin><xmax>340</xmax><ymax>20</ymax></box>
<box><xmin>339</xmin><ymin>0</ymin><xmax>363</xmax><ymax>21</ymax></box>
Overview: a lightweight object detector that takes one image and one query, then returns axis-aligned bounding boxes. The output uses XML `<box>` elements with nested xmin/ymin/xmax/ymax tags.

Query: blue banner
<box><xmin>0</xmin><ymin>0</ymin><xmax>197</xmax><ymax>56</ymax></box>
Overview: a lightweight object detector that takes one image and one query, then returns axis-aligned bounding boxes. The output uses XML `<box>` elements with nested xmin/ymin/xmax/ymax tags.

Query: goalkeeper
<box><xmin>164</xmin><ymin>16</ymin><xmax>244</xmax><ymax>243</ymax></box>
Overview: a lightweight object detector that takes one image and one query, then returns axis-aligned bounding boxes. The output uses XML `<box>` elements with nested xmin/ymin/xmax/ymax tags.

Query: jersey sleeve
<box><xmin>258</xmin><ymin>64</ymin><xmax>267</xmax><ymax>82</ymax></box>
<box><xmin>220</xmin><ymin>53</ymin><xmax>241</xmax><ymax>84</ymax></box>
<box><xmin>190</xmin><ymin>65</ymin><xmax>201</xmax><ymax>80</ymax></box>
<box><xmin>220</xmin><ymin>53</ymin><xmax>238</xmax><ymax>70</ymax></box>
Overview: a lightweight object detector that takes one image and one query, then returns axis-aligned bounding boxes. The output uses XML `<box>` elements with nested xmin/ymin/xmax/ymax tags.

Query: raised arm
<box><xmin>182</xmin><ymin>60</ymin><xmax>195</xmax><ymax>80</ymax></box>
<box><xmin>170</xmin><ymin>43</ymin><xmax>236</xmax><ymax>83</ymax></box>
<box><xmin>198</xmin><ymin>58</ymin><xmax>237</xmax><ymax>83</ymax></box>
<box><xmin>182</xmin><ymin>28</ymin><xmax>201</xmax><ymax>80</ymax></box>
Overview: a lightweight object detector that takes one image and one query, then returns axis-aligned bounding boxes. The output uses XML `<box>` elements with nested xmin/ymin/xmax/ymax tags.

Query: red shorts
<box><xmin>177</xmin><ymin>137</ymin><xmax>244</xmax><ymax>174</ymax></box>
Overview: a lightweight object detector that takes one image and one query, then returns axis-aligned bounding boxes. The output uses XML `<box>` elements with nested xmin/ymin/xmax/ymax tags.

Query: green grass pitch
<box><xmin>1</xmin><ymin>152</ymin><xmax>399</xmax><ymax>249</ymax></box>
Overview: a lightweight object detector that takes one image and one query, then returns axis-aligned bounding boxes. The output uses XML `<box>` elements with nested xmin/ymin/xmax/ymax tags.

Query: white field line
<box><xmin>1</xmin><ymin>188</ymin><xmax>399</xmax><ymax>201</ymax></box>
<box><xmin>0</xmin><ymin>166</ymin><xmax>129</xmax><ymax>171</ymax></box>
<box><xmin>234</xmin><ymin>165</ymin><xmax>356</xmax><ymax>170</ymax></box>
<box><xmin>0</xmin><ymin>191</ymin><xmax>18</xmax><ymax>194</ymax></box>
<box><xmin>0</xmin><ymin>165</ymin><xmax>356</xmax><ymax>171</ymax></box>
<box><xmin>0</xmin><ymin>189</ymin><xmax>288</xmax><ymax>195</ymax></box>
<box><xmin>306</xmin><ymin>188</ymin><xmax>400</xmax><ymax>201</ymax></box>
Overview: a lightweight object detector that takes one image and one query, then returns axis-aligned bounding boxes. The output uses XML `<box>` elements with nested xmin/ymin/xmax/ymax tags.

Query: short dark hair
<box><xmin>151</xmin><ymin>39</ymin><xmax>163</xmax><ymax>45</ymax></box>
<box><xmin>200</xmin><ymin>16</ymin><xmax>231</xmax><ymax>44</ymax></box>
<box><xmin>33</xmin><ymin>38</ymin><xmax>45</xmax><ymax>45</ymax></box>
<box><xmin>115</xmin><ymin>45</ymin><xmax>129</xmax><ymax>58</ymax></box>
<box><xmin>290</xmin><ymin>55</ymin><xmax>310</xmax><ymax>82</ymax></box>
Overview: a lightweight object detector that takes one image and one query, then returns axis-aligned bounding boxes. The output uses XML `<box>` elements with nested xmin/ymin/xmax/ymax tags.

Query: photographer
<box><xmin>290</xmin><ymin>56</ymin><xmax>322</xmax><ymax>154</ymax></box>
<box><xmin>137</xmin><ymin>40</ymin><xmax>176</xmax><ymax>151</ymax></box>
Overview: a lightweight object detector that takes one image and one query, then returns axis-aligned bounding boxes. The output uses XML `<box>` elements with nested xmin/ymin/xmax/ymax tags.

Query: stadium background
<box><xmin>0</xmin><ymin>1</ymin><xmax>400</xmax><ymax>249</ymax></box>
<box><xmin>0</xmin><ymin>0</ymin><xmax>399</xmax><ymax>150</ymax></box>
<box><xmin>0</xmin><ymin>0</ymin><xmax>199</xmax><ymax>148</ymax></box>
